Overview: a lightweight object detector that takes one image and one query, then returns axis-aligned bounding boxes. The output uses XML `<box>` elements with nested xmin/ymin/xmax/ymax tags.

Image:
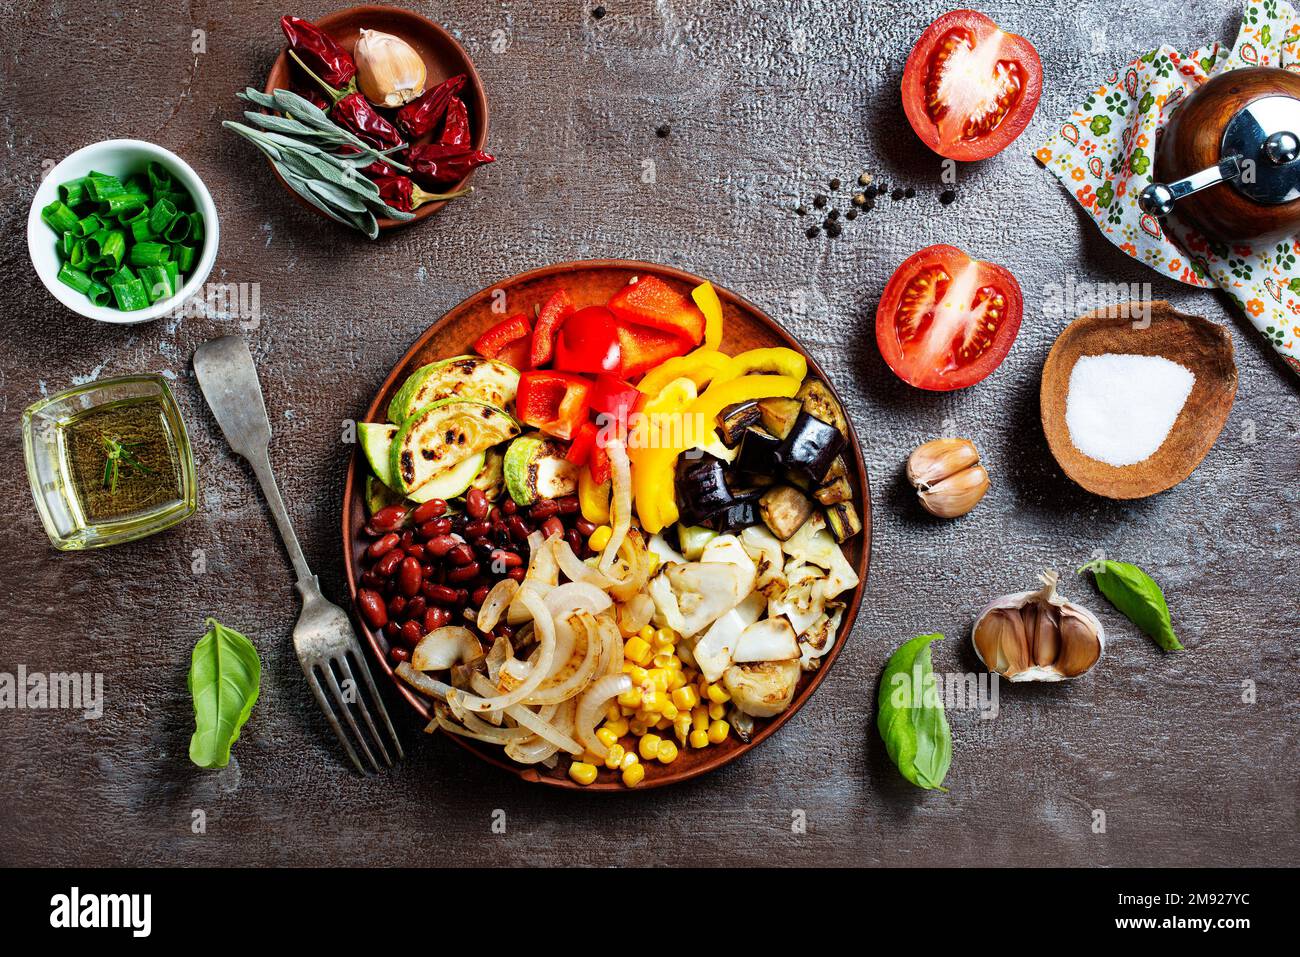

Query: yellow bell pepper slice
<box><xmin>631</xmin><ymin>374</ymin><xmax>801</xmax><ymax>533</ymax></box>
<box><xmin>726</xmin><ymin>347</ymin><xmax>807</xmax><ymax>381</ymax></box>
<box><xmin>636</xmin><ymin>349</ymin><xmax>734</xmax><ymax>397</ymax></box>
<box><xmin>629</xmin><ymin>377</ymin><xmax>698</xmax><ymax>530</ymax></box>
<box><xmin>579</xmin><ymin>468</ymin><xmax>611</xmax><ymax>525</ymax></box>
<box><xmin>691</xmin><ymin>281</ymin><xmax>724</xmax><ymax>351</ymax></box>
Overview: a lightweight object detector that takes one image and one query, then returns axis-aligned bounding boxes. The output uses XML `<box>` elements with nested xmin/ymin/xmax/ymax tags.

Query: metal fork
<box><xmin>193</xmin><ymin>335</ymin><xmax>403</xmax><ymax>774</ymax></box>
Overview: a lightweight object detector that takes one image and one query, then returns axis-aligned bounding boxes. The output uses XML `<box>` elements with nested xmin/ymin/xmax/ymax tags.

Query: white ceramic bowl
<box><xmin>26</xmin><ymin>139</ymin><xmax>219</xmax><ymax>325</ymax></box>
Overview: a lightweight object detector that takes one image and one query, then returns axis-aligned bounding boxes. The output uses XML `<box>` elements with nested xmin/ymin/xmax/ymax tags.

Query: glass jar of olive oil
<box><xmin>23</xmin><ymin>375</ymin><xmax>197</xmax><ymax>550</ymax></box>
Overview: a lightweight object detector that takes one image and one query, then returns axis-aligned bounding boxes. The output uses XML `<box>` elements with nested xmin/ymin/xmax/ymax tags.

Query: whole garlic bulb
<box><xmin>907</xmin><ymin>437</ymin><xmax>989</xmax><ymax>518</ymax></box>
<box><xmin>354</xmin><ymin>29</ymin><xmax>426</xmax><ymax>107</ymax></box>
<box><xmin>971</xmin><ymin>570</ymin><xmax>1105</xmax><ymax>682</ymax></box>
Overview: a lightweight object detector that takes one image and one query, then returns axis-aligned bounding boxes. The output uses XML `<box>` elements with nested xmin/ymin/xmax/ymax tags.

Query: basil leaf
<box><xmin>188</xmin><ymin>618</ymin><xmax>262</xmax><ymax>769</ymax></box>
<box><xmin>876</xmin><ymin>633</ymin><xmax>951</xmax><ymax>791</ymax></box>
<box><xmin>1079</xmin><ymin>559</ymin><xmax>1184</xmax><ymax>652</ymax></box>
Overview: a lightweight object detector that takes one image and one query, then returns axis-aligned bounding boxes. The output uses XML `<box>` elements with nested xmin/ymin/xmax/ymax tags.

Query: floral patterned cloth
<box><xmin>1037</xmin><ymin>0</ymin><xmax>1300</xmax><ymax>377</ymax></box>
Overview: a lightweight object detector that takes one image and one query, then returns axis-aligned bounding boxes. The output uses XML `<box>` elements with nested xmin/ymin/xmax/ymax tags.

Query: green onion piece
<box><xmin>41</xmin><ymin>200</ymin><xmax>80</xmax><ymax>234</ymax></box>
<box><xmin>164</xmin><ymin>260</ymin><xmax>180</xmax><ymax>292</ymax></box>
<box><xmin>90</xmin><ymin>262</ymin><xmax>117</xmax><ymax>284</ymax></box>
<box><xmin>85</xmin><ymin>171</ymin><xmax>125</xmax><ymax>202</ymax></box>
<box><xmin>88</xmin><ymin>229</ymin><xmax>126</xmax><ymax>268</ymax></box>
<box><xmin>69</xmin><ymin>239</ymin><xmax>89</xmax><ymax>268</ymax></box>
<box><xmin>110</xmin><ymin>276</ymin><xmax>149</xmax><ymax>311</ymax></box>
<box><xmin>172</xmin><ymin>243</ymin><xmax>196</xmax><ymax>273</ymax></box>
<box><xmin>188</xmin><ymin>212</ymin><xmax>205</xmax><ymax>241</ymax></box>
<box><xmin>121</xmin><ymin>207</ymin><xmax>148</xmax><ymax>227</ymax></box>
<box><xmin>149</xmin><ymin>199</ymin><xmax>177</xmax><ymax>234</ymax></box>
<box><xmin>147</xmin><ymin>162</ymin><xmax>173</xmax><ymax>194</ymax></box>
<box><xmin>130</xmin><ymin>218</ymin><xmax>157</xmax><ymax>243</ymax></box>
<box><xmin>125</xmin><ymin>175</ymin><xmax>150</xmax><ymax>197</ymax></box>
<box><xmin>164</xmin><ymin>214</ymin><xmax>192</xmax><ymax>243</ymax></box>
<box><xmin>154</xmin><ymin>188</ymin><xmax>192</xmax><ymax>211</ymax></box>
<box><xmin>139</xmin><ymin>265</ymin><xmax>175</xmax><ymax>303</ymax></box>
<box><xmin>100</xmin><ymin>192</ymin><xmax>146</xmax><ymax>218</ymax></box>
<box><xmin>61</xmin><ymin>231</ymin><xmax>77</xmax><ymax>256</ymax></box>
<box><xmin>77</xmin><ymin>212</ymin><xmax>104</xmax><ymax>236</ymax></box>
<box><xmin>87</xmin><ymin>281</ymin><xmax>112</xmax><ymax>307</ymax></box>
<box><xmin>130</xmin><ymin>242</ymin><xmax>171</xmax><ymax>268</ymax></box>
<box><xmin>57</xmin><ymin>262</ymin><xmax>95</xmax><ymax>294</ymax></box>
<box><xmin>58</xmin><ymin>177</ymin><xmax>90</xmax><ymax>207</ymax></box>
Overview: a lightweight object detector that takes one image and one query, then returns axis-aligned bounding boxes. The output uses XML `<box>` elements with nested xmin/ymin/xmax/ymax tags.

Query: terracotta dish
<box><xmin>341</xmin><ymin>260</ymin><xmax>873</xmax><ymax>790</ymax></box>
<box><xmin>1040</xmin><ymin>300</ymin><xmax>1237</xmax><ymax>499</ymax></box>
<box><xmin>262</xmin><ymin>4</ymin><xmax>488</xmax><ymax>229</ymax></box>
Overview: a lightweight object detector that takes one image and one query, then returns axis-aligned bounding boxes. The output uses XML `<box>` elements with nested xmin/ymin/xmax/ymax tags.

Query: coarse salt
<box><xmin>1064</xmin><ymin>353</ymin><xmax>1195</xmax><ymax>467</ymax></box>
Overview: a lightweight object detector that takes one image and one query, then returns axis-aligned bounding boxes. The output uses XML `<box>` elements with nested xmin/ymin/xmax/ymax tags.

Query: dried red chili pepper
<box><xmin>440</xmin><ymin>96</ymin><xmax>471</xmax><ymax>147</ymax></box>
<box><xmin>408</xmin><ymin>143</ymin><xmax>495</xmax><ymax>186</ymax></box>
<box><xmin>333</xmin><ymin>93</ymin><xmax>404</xmax><ymax>150</ymax></box>
<box><xmin>280</xmin><ymin>16</ymin><xmax>357</xmax><ymax>92</ymax></box>
<box><xmin>395</xmin><ymin>74</ymin><xmax>468</xmax><ymax>139</ymax></box>
<box><xmin>374</xmin><ymin>175</ymin><xmax>470</xmax><ymax>212</ymax></box>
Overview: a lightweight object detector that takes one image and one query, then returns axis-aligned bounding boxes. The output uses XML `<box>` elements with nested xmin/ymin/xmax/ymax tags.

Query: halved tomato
<box><xmin>901</xmin><ymin>10</ymin><xmax>1042</xmax><ymax>161</ymax></box>
<box><xmin>875</xmin><ymin>244</ymin><xmax>1022</xmax><ymax>391</ymax></box>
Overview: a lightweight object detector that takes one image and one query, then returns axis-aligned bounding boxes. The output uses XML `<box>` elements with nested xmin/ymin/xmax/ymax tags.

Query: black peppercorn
<box><xmin>829</xmin><ymin>177</ymin><xmax>842</xmax><ymax>190</ymax></box>
<box><xmin>845</xmin><ymin>209</ymin><xmax>858</xmax><ymax>220</ymax></box>
<box><xmin>796</xmin><ymin>205</ymin><xmax>807</xmax><ymax>216</ymax></box>
<box><xmin>592</xmin><ymin>5</ymin><xmax>606</xmax><ymax>17</ymax></box>
<box><xmin>826</xmin><ymin>222</ymin><xmax>842</xmax><ymax>238</ymax></box>
<box><xmin>813</xmin><ymin>195</ymin><xmax>828</xmax><ymax>209</ymax></box>
<box><xmin>806</xmin><ymin>225</ymin><xmax>821</xmax><ymax>238</ymax></box>
<box><xmin>904</xmin><ymin>187</ymin><xmax>916</xmax><ymax>198</ymax></box>
<box><xmin>656</xmin><ymin>123</ymin><xmax>671</xmax><ymax>138</ymax></box>
<box><xmin>940</xmin><ymin>189</ymin><xmax>957</xmax><ymax>205</ymax></box>
<box><xmin>827</xmin><ymin>208</ymin><xmax>840</xmax><ymax>221</ymax></box>
<box><xmin>891</xmin><ymin>188</ymin><xmax>904</xmax><ymax>200</ymax></box>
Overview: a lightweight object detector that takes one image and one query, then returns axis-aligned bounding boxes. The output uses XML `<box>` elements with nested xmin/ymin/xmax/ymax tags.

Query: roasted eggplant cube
<box><xmin>797</xmin><ymin>378</ymin><xmax>849</xmax><ymax>436</ymax></box>
<box><xmin>776</xmin><ymin>411</ymin><xmax>846</xmax><ymax>484</ymax></box>
<box><xmin>717</xmin><ymin>400</ymin><xmax>764</xmax><ymax>446</ymax></box>
<box><xmin>713</xmin><ymin>492</ymin><xmax>761</xmax><ymax>534</ymax></box>
<box><xmin>825</xmin><ymin>500</ymin><xmax>862</xmax><ymax>542</ymax></box>
<box><xmin>734</xmin><ymin>426</ymin><xmax>782</xmax><ymax>477</ymax></box>
<box><xmin>815</xmin><ymin>475</ymin><xmax>853</xmax><ymax>506</ymax></box>
<box><xmin>676</xmin><ymin>453</ymin><xmax>734</xmax><ymax>525</ymax></box>
<box><xmin>757</xmin><ymin>396</ymin><xmax>802</xmax><ymax>439</ymax></box>
<box><xmin>758</xmin><ymin>484</ymin><xmax>816</xmax><ymax>541</ymax></box>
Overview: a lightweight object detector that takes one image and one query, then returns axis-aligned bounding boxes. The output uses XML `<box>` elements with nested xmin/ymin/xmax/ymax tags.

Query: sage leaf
<box><xmin>188</xmin><ymin>618</ymin><xmax>261</xmax><ymax>769</ymax></box>
<box><xmin>876</xmin><ymin>633</ymin><xmax>951</xmax><ymax>791</ymax></box>
<box><xmin>1079</xmin><ymin>559</ymin><xmax>1184</xmax><ymax>651</ymax></box>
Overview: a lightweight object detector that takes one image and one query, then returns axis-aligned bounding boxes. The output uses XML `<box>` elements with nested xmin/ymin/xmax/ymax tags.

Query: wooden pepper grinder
<box><xmin>1139</xmin><ymin>67</ymin><xmax>1300</xmax><ymax>243</ymax></box>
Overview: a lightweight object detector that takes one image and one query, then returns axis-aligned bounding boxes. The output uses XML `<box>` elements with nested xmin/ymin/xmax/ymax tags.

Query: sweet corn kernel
<box><xmin>668</xmin><ymin>670</ymin><xmax>688</xmax><ymax>692</ymax></box>
<box><xmin>689</xmin><ymin>728</ymin><xmax>710</xmax><ymax>749</ymax></box>
<box><xmin>618</xmin><ymin>686</ymin><xmax>643</xmax><ymax>709</ymax></box>
<box><xmin>656</xmin><ymin>739</ymin><xmax>679</xmax><ymax>764</ymax></box>
<box><xmin>604</xmin><ymin>743</ymin><xmax>626</xmax><ymax>770</ymax></box>
<box><xmin>673</xmin><ymin>714</ymin><xmax>692</xmax><ymax>744</ymax></box>
<box><xmin>707</xmin><ymin>719</ymin><xmax>730</xmax><ymax>744</ymax></box>
<box><xmin>629</xmin><ymin>718</ymin><xmax>649</xmax><ymax>736</ymax></box>
<box><xmin>691</xmin><ymin>705</ymin><xmax>710</xmax><ymax>731</ymax></box>
<box><xmin>605</xmin><ymin>702</ymin><xmax>622</xmax><ymax>722</ymax></box>
<box><xmin>654</xmin><ymin>627</ymin><xmax>676</xmax><ymax>645</ymax></box>
<box><xmin>569</xmin><ymin>761</ymin><xmax>598</xmax><ymax>785</ymax></box>
<box><xmin>656</xmin><ymin>716</ymin><xmax>673</xmax><ymax>731</ymax></box>
<box><xmin>604</xmin><ymin>717</ymin><xmax>629</xmax><ymax>737</ymax></box>
<box><xmin>620</xmin><ymin>750</ymin><xmax>639</xmax><ymax>770</ymax></box>
<box><xmin>672</xmin><ymin>686</ymin><xmax>700</xmax><ymax>710</ymax></box>
<box><xmin>709</xmin><ymin>701</ymin><xmax>726</xmax><ymax>720</ymax></box>
<box><xmin>625</xmin><ymin>665</ymin><xmax>650</xmax><ymax>685</ymax></box>
<box><xmin>706</xmin><ymin>683</ymin><xmax>731</xmax><ymax>704</ymax></box>
<box><xmin>639</xmin><ymin>734</ymin><xmax>662</xmax><ymax>759</ymax></box>
<box><xmin>596</xmin><ymin>727</ymin><xmax>619</xmax><ymax>749</ymax></box>
<box><xmin>624</xmin><ymin>636</ymin><xmax>653</xmax><ymax>666</ymax></box>
<box><xmin>638</xmin><ymin>625</ymin><xmax>656</xmax><ymax>641</ymax></box>
<box><xmin>652</xmin><ymin>653</ymin><xmax>681</xmax><ymax>670</ymax></box>
<box><xmin>622</xmin><ymin>762</ymin><xmax>646</xmax><ymax>787</ymax></box>
<box><xmin>661</xmin><ymin>702</ymin><xmax>680</xmax><ymax>722</ymax></box>
<box><xmin>587</xmin><ymin>525</ymin><xmax>613</xmax><ymax>552</ymax></box>
<box><xmin>646</xmin><ymin>669</ymin><xmax>671</xmax><ymax>692</ymax></box>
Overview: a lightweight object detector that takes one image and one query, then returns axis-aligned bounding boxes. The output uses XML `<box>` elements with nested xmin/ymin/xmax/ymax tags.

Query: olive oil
<box><xmin>63</xmin><ymin>398</ymin><xmax>183</xmax><ymax>524</ymax></box>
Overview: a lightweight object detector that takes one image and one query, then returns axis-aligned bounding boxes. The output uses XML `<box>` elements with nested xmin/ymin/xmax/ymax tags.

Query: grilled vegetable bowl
<box><xmin>345</xmin><ymin>262</ymin><xmax>869</xmax><ymax>789</ymax></box>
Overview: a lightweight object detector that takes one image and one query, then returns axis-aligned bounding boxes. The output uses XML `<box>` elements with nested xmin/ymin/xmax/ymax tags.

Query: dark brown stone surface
<box><xmin>0</xmin><ymin>0</ymin><xmax>1296</xmax><ymax>867</ymax></box>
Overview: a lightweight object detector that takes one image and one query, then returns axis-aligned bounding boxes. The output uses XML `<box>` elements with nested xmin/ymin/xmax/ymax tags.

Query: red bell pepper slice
<box><xmin>588</xmin><ymin>373</ymin><xmax>641</xmax><ymax>434</ymax></box>
<box><xmin>588</xmin><ymin>442</ymin><xmax>611</xmax><ymax>485</ymax></box>
<box><xmin>566</xmin><ymin>420</ymin><xmax>598</xmax><ymax>466</ymax></box>
<box><xmin>496</xmin><ymin>337</ymin><xmax>531</xmax><ymax>371</ymax></box>
<box><xmin>474</xmin><ymin>313</ymin><xmax>531</xmax><ymax>360</ymax></box>
<box><xmin>616</xmin><ymin>321</ymin><xmax>692</xmax><ymax>380</ymax></box>
<box><xmin>553</xmin><ymin>306</ymin><xmax>622</xmax><ymax>374</ymax></box>
<box><xmin>515</xmin><ymin>370</ymin><xmax>592</xmax><ymax>440</ymax></box>
<box><xmin>607</xmin><ymin>275</ymin><xmax>706</xmax><ymax>345</ymax></box>
<box><xmin>530</xmin><ymin>289</ymin><xmax>574</xmax><ymax>368</ymax></box>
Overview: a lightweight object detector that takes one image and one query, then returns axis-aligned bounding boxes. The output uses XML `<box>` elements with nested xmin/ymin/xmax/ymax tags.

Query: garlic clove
<box><xmin>1031</xmin><ymin>604</ymin><xmax>1060</xmax><ymax>666</ymax></box>
<box><xmin>906</xmin><ymin>437</ymin><xmax>980</xmax><ymax>487</ymax></box>
<box><xmin>974</xmin><ymin>608</ymin><xmax>1028</xmax><ymax>676</ymax></box>
<box><xmin>355</xmin><ymin>29</ymin><xmax>427</xmax><ymax>108</ymax></box>
<box><xmin>1057</xmin><ymin>612</ymin><xmax>1102</xmax><ymax>677</ymax></box>
<box><xmin>917</xmin><ymin>464</ymin><xmax>989</xmax><ymax>518</ymax></box>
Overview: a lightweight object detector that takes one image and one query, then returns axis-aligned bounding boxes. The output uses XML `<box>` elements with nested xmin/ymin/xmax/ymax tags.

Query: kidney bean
<box><xmin>398</xmin><ymin>556</ymin><xmax>423</xmax><ymax>596</ymax></box>
<box><xmin>541</xmin><ymin>516</ymin><xmax>565</xmax><ymax>540</ymax></box>
<box><xmin>492</xmin><ymin>623</ymin><xmax>515</xmax><ymax>639</ymax></box>
<box><xmin>491</xmin><ymin>548</ymin><xmax>524</xmax><ymax>569</ymax></box>
<box><xmin>448</xmin><ymin>543</ymin><xmax>475</xmax><ymax>566</ymax></box>
<box><xmin>464</xmin><ymin>519</ymin><xmax>491</xmax><ymax>538</ymax></box>
<box><xmin>423</xmin><ymin>583</ymin><xmax>461</xmax><ymax>605</ymax></box>
<box><xmin>421</xmin><ymin>561</ymin><xmax>436</xmax><ymax>577</ymax></box>
<box><xmin>405</xmin><ymin>542</ymin><xmax>426</xmax><ymax>560</ymax></box>
<box><xmin>400</xmin><ymin>620</ymin><xmax>424</xmax><ymax>647</ymax></box>
<box><xmin>454</xmin><ymin>588</ymin><xmax>470</xmax><ymax>606</ymax></box>
<box><xmin>575</xmin><ymin>517</ymin><xmax>598</xmax><ymax>537</ymax></box>
<box><xmin>466</xmin><ymin>486</ymin><xmax>489</xmax><ymax>520</ymax></box>
<box><xmin>357</xmin><ymin>589</ymin><xmax>388</xmax><ymax>629</ymax></box>
<box><xmin>384</xmin><ymin>621</ymin><xmax>401</xmax><ymax>640</ymax></box>
<box><xmin>508</xmin><ymin>515</ymin><xmax>532</xmax><ymax>542</ymax></box>
<box><xmin>404</xmin><ymin>595</ymin><xmax>427</xmax><ymax>621</ymax></box>
<box><xmin>389</xmin><ymin>646</ymin><xmax>411</xmax><ymax>664</ymax></box>
<box><xmin>374</xmin><ymin>548</ymin><xmax>404</xmax><ymax>578</ymax></box>
<box><xmin>424</xmin><ymin>606</ymin><xmax>452</xmax><ymax>632</ymax></box>
<box><xmin>412</xmin><ymin>498</ymin><xmax>448</xmax><ymax>523</ymax></box>
<box><xmin>471</xmin><ymin>584</ymin><xmax>490</xmax><ymax>606</ymax></box>
<box><xmin>566</xmin><ymin>528</ymin><xmax>585</xmax><ymax>557</ymax></box>
<box><xmin>366</xmin><ymin>533</ymin><xmax>401</xmax><ymax>560</ymax></box>
<box><xmin>387</xmin><ymin>594</ymin><xmax>407</xmax><ymax>617</ymax></box>
<box><xmin>418</xmin><ymin>517</ymin><xmax>453</xmax><ymax>539</ymax></box>
<box><xmin>556</xmin><ymin>496</ymin><xmax>580</xmax><ymax>515</ymax></box>
<box><xmin>360</xmin><ymin>571</ymin><xmax>382</xmax><ymax>590</ymax></box>
<box><xmin>367</xmin><ymin>504</ymin><xmax>409</xmax><ymax>534</ymax></box>
<box><xmin>447</xmin><ymin>561</ymin><xmax>480</xmax><ymax>583</ymax></box>
<box><xmin>426</xmin><ymin>534</ymin><xmax>459</xmax><ymax>557</ymax></box>
<box><xmin>530</xmin><ymin>499</ymin><xmax>559</xmax><ymax>521</ymax></box>
<box><xmin>473</xmin><ymin>537</ymin><xmax>495</xmax><ymax>557</ymax></box>
<box><xmin>502</xmin><ymin>498</ymin><xmax>517</xmax><ymax>515</ymax></box>
<box><xmin>400</xmin><ymin>530</ymin><xmax>415</xmax><ymax>547</ymax></box>
<box><xmin>507</xmin><ymin>566</ymin><xmax>527</xmax><ymax>582</ymax></box>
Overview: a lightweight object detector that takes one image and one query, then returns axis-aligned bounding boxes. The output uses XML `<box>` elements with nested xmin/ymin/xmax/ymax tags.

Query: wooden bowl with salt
<box><xmin>1040</xmin><ymin>301</ymin><xmax>1237</xmax><ymax>499</ymax></box>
